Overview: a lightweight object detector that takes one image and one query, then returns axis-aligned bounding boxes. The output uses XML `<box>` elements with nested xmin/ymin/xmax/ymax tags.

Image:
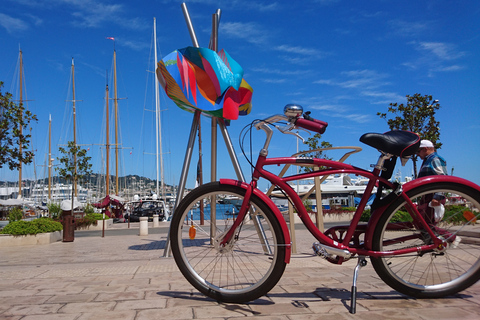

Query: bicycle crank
<box><xmin>312</xmin><ymin>242</ymin><xmax>352</xmax><ymax>260</ymax></box>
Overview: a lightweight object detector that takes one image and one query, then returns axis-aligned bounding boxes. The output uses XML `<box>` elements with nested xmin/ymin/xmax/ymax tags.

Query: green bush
<box><xmin>84</xmin><ymin>204</ymin><xmax>95</xmax><ymax>214</ymax></box>
<box><xmin>444</xmin><ymin>205</ymin><xmax>471</xmax><ymax>224</ymax></box>
<box><xmin>47</xmin><ymin>203</ymin><xmax>61</xmax><ymax>220</ymax></box>
<box><xmin>359</xmin><ymin>205</ymin><xmax>469</xmax><ymax>224</ymax></box>
<box><xmin>359</xmin><ymin>209</ymin><xmax>371</xmax><ymax>222</ymax></box>
<box><xmin>1</xmin><ymin>218</ymin><xmax>63</xmax><ymax>235</ymax></box>
<box><xmin>8</xmin><ymin>207</ymin><xmax>23</xmax><ymax>223</ymax></box>
<box><xmin>75</xmin><ymin>212</ymin><xmax>109</xmax><ymax>229</ymax></box>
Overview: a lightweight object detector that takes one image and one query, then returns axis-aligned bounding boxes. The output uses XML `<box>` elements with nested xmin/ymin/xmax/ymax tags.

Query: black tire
<box><xmin>371</xmin><ymin>182</ymin><xmax>480</xmax><ymax>298</ymax></box>
<box><xmin>170</xmin><ymin>182</ymin><xmax>287</xmax><ymax>303</ymax></box>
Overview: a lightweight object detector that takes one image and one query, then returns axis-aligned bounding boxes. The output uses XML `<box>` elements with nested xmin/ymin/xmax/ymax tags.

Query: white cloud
<box><xmin>404</xmin><ymin>41</ymin><xmax>467</xmax><ymax>77</ymax></box>
<box><xmin>388</xmin><ymin>19</ymin><xmax>431</xmax><ymax>37</ymax></box>
<box><xmin>274</xmin><ymin>45</ymin><xmax>321</xmax><ymax>56</ymax></box>
<box><xmin>220</xmin><ymin>21</ymin><xmax>268</xmax><ymax>45</ymax></box>
<box><xmin>251</xmin><ymin>67</ymin><xmax>305</xmax><ymax>76</ymax></box>
<box><xmin>316</xmin><ymin>69</ymin><xmax>390</xmax><ymax>90</ymax></box>
<box><xmin>0</xmin><ymin>13</ymin><xmax>29</xmax><ymax>33</ymax></box>
<box><xmin>417</xmin><ymin>42</ymin><xmax>465</xmax><ymax>61</ymax></box>
<box><xmin>261</xmin><ymin>78</ymin><xmax>286</xmax><ymax>84</ymax></box>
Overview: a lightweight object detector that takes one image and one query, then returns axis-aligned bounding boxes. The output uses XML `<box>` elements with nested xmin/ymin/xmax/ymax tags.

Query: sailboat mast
<box><xmin>113</xmin><ymin>49</ymin><xmax>119</xmax><ymax>195</ymax></box>
<box><xmin>71</xmin><ymin>58</ymin><xmax>78</xmax><ymax>198</ymax></box>
<box><xmin>48</xmin><ymin>114</ymin><xmax>52</xmax><ymax>200</ymax></box>
<box><xmin>105</xmin><ymin>75</ymin><xmax>110</xmax><ymax>196</ymax></box>
<box><xmin>153</xmin><ymin>17</ymin><xmax>165</xmax><ymax>198</ymax></box>
<box><xmin>18</xmin><ymin>49</ymin><xmax>23</xmax><ymax>198</ymax></box>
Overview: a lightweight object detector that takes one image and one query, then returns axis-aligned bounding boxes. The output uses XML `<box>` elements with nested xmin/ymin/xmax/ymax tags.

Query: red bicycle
<box><xmin>170</xmin><ymin>104</ymin><xmax>480</xmax><ymax>311</ymax></box>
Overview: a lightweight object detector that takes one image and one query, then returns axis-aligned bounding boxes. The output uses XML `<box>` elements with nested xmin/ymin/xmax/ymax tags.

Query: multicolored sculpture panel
<box><xmin>156</xmin><ymin>47</ymin><xmax>252</xmax><ymax>120</ymax></box>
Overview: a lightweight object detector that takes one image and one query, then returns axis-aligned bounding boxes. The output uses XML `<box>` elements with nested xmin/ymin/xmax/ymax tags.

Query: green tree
<box><xmin>377</xmin><ymin>93</ymin><xmax>441</xmax><ymax>178</ymax></box>
<box><xmin>300</xmin><ymin>133</ymin><xmax>333</xmax><ymax>173</ymax></box>
<box><xmin>0</xmin><ymin>81</ymin><xmax>38</xmax><ymax>170</ymax></box>
<box><xmin>56</xmin><ymin>141</ymin><xmax>92</xmax><ymax>208</ymax></box>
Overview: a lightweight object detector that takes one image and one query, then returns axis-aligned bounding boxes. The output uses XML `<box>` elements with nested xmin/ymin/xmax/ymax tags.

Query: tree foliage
<box><xmin>300</xmin><ymin>133</ymin><xmax>333</xmax><ymax>173</ymax></box>
<box><xmin>377</xmin><ymin>93</ymin><xmax>441</xmax><ymax>178</ymax></box>
<box><xmin>0</xmin><ymin>81</ymin><xmax>38</xmax><ymax>170</ymax></box>
<box><xmin>56</xmin><ymin>141</ymin><xmax>93</xmax><ymax>191</ymax></box>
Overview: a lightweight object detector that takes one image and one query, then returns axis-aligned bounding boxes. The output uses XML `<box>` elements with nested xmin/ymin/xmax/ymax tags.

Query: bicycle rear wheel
<box><xmin>170</xmin><ymin>182</ymin><xmax>287</xmax><ymax>303</ymax></box>
<box><xmin>371</xmin><ymin>182</ymin><xmax>480</xmax><ymax>298</ymax></box>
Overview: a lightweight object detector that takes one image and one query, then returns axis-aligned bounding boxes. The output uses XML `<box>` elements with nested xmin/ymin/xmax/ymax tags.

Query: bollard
<box><xmin>153</xmin><ymin>214</ymin><xmax>159</xmax><ymax>228</ymax></box>
<box><xmin>139</xmin><ymin>217</ymin><xmax>148</xmax><ymax>236</ymax></box>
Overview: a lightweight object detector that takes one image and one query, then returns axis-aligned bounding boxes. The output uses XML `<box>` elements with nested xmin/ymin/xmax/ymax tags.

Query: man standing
<box><xmin>417</xmin><ymin>140</ymin><xmax>447</xmax><ymax>178</ymax></box>
<box><xmin>416</xmin><ymin>140</ymin><xmax>459</xmax><ymax>246</ymax></box>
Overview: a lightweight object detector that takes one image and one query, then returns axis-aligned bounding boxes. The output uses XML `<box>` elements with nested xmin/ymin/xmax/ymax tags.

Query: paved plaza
<box><xmin>1</xmin><ymin>222</ymin><xmax>479</xmax><ymax>320</ymax></box>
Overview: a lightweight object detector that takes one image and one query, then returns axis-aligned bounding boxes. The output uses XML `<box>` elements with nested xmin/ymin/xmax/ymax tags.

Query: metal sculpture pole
<box><xmin>163</xmin><ymin>4</ymin><xmax>257</xmax><ymax>257</ymax></box>
<box><xmin>164</xmin><ymin>4</ymin><xmax>249</xmax><ymax>257</ymax></box>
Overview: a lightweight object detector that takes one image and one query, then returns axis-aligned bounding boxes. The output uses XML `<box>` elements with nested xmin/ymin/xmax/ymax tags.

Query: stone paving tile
<box><xmin>94</xmin><ymin>290</ymin><xmax>146</xmax><ymax>302</ymax></box>
<box><xmin>356</xmin><ymin>297</ymin><xmax>424</xmax><ymax>310</ymax></box>
<box><xmin>195</xmin><ymin>304</ymin><xmax>256</xmax><ymax>318</ymax></box>
<box><xmin>114</xmin><ymin>298</ymin><xmax>167</xmax><ymax>311</ymax></box>
<box><xmin>108</xmin><ymin>277</ymin><xmax>151</xmax><ymax>286</ymax></box>
<box><xmin>344</xmin><ymin>310</ymin><xmax>420</xmax><ymax>320</ymax></box>
<box><xmin>0</xmin><ymin>295</ymin><xmax>52</xmax><ymax>306</ymax></box>
<box><xmin>265</xmin><ymin>291</ymin><xmax>322</xmax><ymax>305</ymax></box>
<box><xmin>81</xmin><ymin>285</ymin><xmax>127</xmax><ymax>294</ymax></box>
<box><xmin>0</xmin><ymin>289</ymin><xmax>40</xmax><ymax>298</ymax></box>
<box><xmin>76</xmin><ymin>310</ymin><xmax>137</xmax><ymax>320</ymax></box>
<box><xmin>21</xmin><ymin>314</ymin><xmax>78</xmax><ymax>320</ymax></box>
<box><xmin>58</xmin><ymin>301</ymin><xmax>116</xmax><ymax>314</ymax></box>
<box><xmin>45</xmin><ymin>293</ymin><xmax>97</xmax><ymax>304</ymax></box>
<box><xmin>414</xmin><ymin>307</ymin><xmax>479</xmax><ymax>320</ymax></box>
<box><xmin>288</xmin><ymin>313</ymin><xmax>354</xmax><ymax>320</ymax></box>
<box><xmin>36</xmin><ymin>286</ymin><xmax>86</xmax><ymax>296</ymax></box>
<box><xmin>248</xmin><ymin>301</ymin><xmax>313</xmax><ymax>316</ymax></box>
<box><xmin>230</xmin><ymin>316</ymin><xmax>290</xmax><ymax>320</ymax></box>
<box><xmin>2</xmin><ymin>303</ymin><xmax>64</xmax><ymax>316</ymax></box>
<box><xmin>136</xmin><ymin>307</ymin><xmax>194</xmax><ymax>320</ymax></box>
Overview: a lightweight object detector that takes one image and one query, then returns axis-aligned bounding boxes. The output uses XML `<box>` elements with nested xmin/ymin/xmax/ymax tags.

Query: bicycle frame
<box><xmin>219</xmin><ymin>153</ymin><xmax>480</xmax><ymax>265</ymax></box>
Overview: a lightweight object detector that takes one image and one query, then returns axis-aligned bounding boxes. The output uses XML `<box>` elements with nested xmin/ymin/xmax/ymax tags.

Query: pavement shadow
<box><xmin>128</xmin><ymin>240</ymin><xmax>167</xmax><ymax>251</ymax></box>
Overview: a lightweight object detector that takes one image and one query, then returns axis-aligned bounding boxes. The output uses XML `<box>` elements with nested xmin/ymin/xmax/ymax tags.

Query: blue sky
<box><xmin>1</xmin><ymin>0</ymin><xmax>479</xmax><ymax>192</ymax></box>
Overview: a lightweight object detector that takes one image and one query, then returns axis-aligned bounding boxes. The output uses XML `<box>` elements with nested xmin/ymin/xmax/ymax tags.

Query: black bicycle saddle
<box><xmin>360</xmin><ymin>130</ymin><xmax>420</xmax><ymax>158</ymax></box>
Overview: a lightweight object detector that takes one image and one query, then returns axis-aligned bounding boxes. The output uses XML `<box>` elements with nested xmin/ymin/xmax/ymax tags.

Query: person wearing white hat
<box><xmin>416</xmin><ymin>139</ymin><xmax>459</xmax><ymax>246</ymax></box>
<box><xmin>417</xmin><ymin>139</ymin><xmax>447</xmax><ymax>178</ymax></box>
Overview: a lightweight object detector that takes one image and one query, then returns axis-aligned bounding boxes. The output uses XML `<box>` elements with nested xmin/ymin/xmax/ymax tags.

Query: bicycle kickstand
<box><xmin>350</xmin><ymin>255</ymin><xmax>367</xmax><ymax>314</ymax></box>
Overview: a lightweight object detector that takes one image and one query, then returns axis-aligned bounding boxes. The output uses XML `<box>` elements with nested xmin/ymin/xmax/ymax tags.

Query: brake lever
<box><xmin>275</xmin><ymin>124</ymin><xmax>309</xmax><ymax>143</ymax></box>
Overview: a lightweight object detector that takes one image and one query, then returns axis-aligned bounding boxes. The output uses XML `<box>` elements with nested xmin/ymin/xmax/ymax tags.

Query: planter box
<box><xmin>0</xmin><ymin>231</ymin><xmax>62</xmax><ymax>247</ymax></box>
<box><xmin>76</xmin><ymin>219</ymin><xmax>113</xmax><ymax>231</ymax></box>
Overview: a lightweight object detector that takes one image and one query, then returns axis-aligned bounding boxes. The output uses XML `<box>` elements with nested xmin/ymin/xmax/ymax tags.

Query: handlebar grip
<box><xmin>295</xmin><ymin>118</ymin><xmax>328</xmax><ymax>134</ymax></box>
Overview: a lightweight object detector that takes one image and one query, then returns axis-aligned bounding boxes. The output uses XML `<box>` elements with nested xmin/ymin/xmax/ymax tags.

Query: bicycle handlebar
<box><xmin>254</xmin><ymin>108</ymin><xmax>328</xmax><ymax>135</ymax></box>
<box><xmin>253</xmin><ymin>107</ymin><xmax>328</xmax><ymax>155</ymax></box>
<box><xmin>295</xmin><ymin>118</ymin><xmax>328</xmax><ymax>134</ymax></box>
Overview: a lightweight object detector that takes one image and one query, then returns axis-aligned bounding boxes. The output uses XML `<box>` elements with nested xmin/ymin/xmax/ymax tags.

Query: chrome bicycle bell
<box><xmin>284</xmin><ymin>104</ymin><xmax>303</xmax><ymax>118</ymax></box>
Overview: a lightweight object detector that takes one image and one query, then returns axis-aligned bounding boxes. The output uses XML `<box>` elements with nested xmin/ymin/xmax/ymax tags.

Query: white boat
<box><xmin>270</xmin><ymin>174</ymin><xmax>374</xmax><ymax>209</ymax></box>
<box><xmin>27</xmin><ymin>183</ymin><xmax>89</xmax><ymax>205</ymax></box>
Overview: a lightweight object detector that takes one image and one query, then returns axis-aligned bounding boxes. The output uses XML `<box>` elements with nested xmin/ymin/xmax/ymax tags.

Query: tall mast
<box><xmin>113</xmin><ymin>49</ymin><xmax>119</xmax><ymax>195</ymax></box>
<box><xmin>18</xmin><ymin>49</ymin><xmax>23</xmax><ymax>198</ymax></box>
<box><xmin>48</xmin><ymin>114</ymin><xmax>52</xmax><ymax>200</ymax></box>
<box><xmin>154</xmin><ymin>17</ymin><xmax>165</xmax><ymax>199</ymax></box>
<box><xmin>71</xmin><ymin>58</ymin><xmax>78</xmax><ymax>198</ymax></box>
<box><xmin>105</xmin><ymin>73</ymin><xmax>110</xmax><ymax>196</ymax></box>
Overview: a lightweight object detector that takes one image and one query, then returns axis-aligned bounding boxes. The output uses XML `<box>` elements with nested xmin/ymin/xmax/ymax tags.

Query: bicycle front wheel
<box><xmin>371</xmin><ymin>182</ymin><xmax>480</xmax><ymax>298</ymax></box>
<box><xmin>170</xmin><ymin>182</ymin><xmax>287</xmax><ymax>303</ymax></box>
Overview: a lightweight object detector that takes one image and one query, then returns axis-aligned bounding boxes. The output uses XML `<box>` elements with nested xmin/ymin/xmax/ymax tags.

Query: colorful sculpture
<box><xmin>156</xmin><ymin>47</ymin><xmax>252</xmax><ymax>120</ymax></box>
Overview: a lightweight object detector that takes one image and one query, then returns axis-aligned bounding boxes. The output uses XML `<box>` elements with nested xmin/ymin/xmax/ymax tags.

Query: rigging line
<box><xmin>58</xmin><ymin>65</ymin><xmax>74</xmax><ymax>146</ymax></box>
